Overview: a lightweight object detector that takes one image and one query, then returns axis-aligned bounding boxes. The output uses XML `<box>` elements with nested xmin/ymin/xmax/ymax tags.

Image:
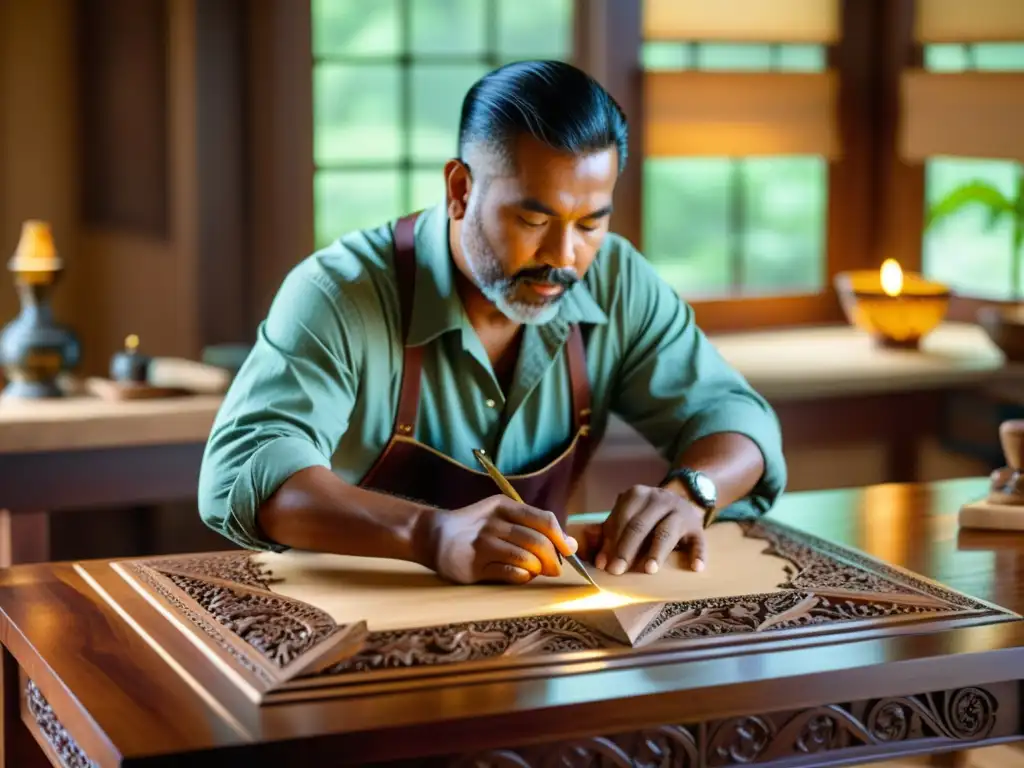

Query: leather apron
<box><xmin>358</xmin><ymin>212</ymin><xmax>594</xmax><ymax>527</ymax></box>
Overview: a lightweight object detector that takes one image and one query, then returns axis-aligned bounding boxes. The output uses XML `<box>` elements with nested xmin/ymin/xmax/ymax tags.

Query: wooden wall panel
<box><xmin>78</xmin><ymin>0</ymin><xmax>169</xmax><ymax>236</ymax></box>
<box><xmin>0</xmin><ymin>0</ymin><xmax>80</xmax><ymax>337</ymax></box>
<box><xmin>0</xmin><ymin>5</ymin><xmax>6</xmax><ymax>329</ymax></box>
<box><xmin>1</xmin><ymin>0</ymin><xmax>261</xmax><ymax>379</ymax></box>
<box><xmin>70</xmin><ymin>0</ymin><xmax>200</xmax><ymax>376</ymax></box>
<box><xmin>247</xmin><ymin>0</ymin><xmax>315</xmax><ymax>327</ymax></box>
<box><xmin>195</xmin><ymin>0</ymin><xmax>249</xmax><ymax>346</ymax></box>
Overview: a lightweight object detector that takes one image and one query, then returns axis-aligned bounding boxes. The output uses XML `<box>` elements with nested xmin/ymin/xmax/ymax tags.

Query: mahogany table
<box><xmin>0</xmin><ymin>394</ymin><xmax>219</xmax><ymax>565</ymax></box>
<box><xmin>1</xmin><ymin>476</ymin><xmax>1022</xmax><ymax>767</ymax></box>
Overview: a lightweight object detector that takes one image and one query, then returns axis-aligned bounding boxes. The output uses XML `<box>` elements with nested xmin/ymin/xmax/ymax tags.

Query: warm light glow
<box><xmin>551</xmin><ymin>590</ymin><xmax>638</xmax><ymax>612</ymax></box>
<box><xmin>880</xmin><ymin>258</ymin><xmax>903</xmax><ymax>297</ymax></box>
<box><xmin>125</xmin><ymin>334</ymin><xmax>140</xmax><ymax>352</ymax></box>
<box><xmin>9</xmin><ymin>220</ymin><xmax>62</xmax><ymax>272</ymax></box>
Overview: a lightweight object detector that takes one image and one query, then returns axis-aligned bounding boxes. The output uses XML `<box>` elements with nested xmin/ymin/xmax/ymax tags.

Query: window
<box><xmin>311</xmin><ymin>0</ymin><xmax>573</xmax><ymax>248</ymax></box>
<box><xmin>922</xmin><ymin>43</ymin><xmax>1024</xmax><ymax>300</ymax></box>
<box><xmin>640</xmin><ymin>42</ymin><xmax>830</xmax><ymax>298</ymax></box>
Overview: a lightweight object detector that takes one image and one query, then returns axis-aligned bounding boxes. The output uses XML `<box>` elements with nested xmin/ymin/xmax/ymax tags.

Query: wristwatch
<box><xmin>661</xmin><ymin>467</ymin><xmax>718</xmax><ymax>528</ymax></box>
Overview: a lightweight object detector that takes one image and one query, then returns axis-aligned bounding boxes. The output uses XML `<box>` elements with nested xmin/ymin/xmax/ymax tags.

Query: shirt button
<box><xmin>485</xmin><ymin>399</ymin><xmax>496</xmax><ymax>409</ymax></box>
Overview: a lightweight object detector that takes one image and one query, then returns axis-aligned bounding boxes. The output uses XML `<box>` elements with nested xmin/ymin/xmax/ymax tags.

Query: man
<box><xmin>198</xmin><ymin>60</ymin><xmax>786</xmax><ymax>586</ymax></box>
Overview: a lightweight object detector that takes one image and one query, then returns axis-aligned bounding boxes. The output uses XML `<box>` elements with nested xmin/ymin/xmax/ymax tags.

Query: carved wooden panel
<box><xmin>22</xmin><ymin>676</ymin><xmax>1019</xmax><ymax>767</ymax></box>
<box><xmin>78</xmin><ymin>0</ymin><xmax>169</xmax><ymax>235</ymax></box>
<box><xmin>24</xmin><ymin>680</ymin><xmax>96</xmax><ymax>768</ymax></box>
<box><xmin>440</xmin><ymin>682</ymin><xmax>1018</xmax><ymax>768</ymax></box>
<box><xmin>103</xmin><ymin>519</ymin><xmax>1018</xmax><ymax>705</ymax></box>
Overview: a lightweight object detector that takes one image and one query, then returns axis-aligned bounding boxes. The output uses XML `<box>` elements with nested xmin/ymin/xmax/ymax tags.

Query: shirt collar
<box><xmin>406</xmin><ymin>203</ymin><xmax>466</xmax><ymax>347</ymax></box>
<box><xmin>403</xmin><ymin>203</ymin><xmax>609</xmax><ymax>348</ymax></box>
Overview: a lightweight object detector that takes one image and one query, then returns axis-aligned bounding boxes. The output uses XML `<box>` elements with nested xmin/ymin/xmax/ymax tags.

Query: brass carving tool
<box><xmin>473</xmin><ymin>448</ymin><xmax>600</xmax><ymax>590</ymax></box>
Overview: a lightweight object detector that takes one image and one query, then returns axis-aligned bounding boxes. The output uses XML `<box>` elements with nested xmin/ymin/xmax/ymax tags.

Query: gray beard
<box><xmin>459</xmin><ymin>200</ymin><xmax>562</xmax><ymax>326</ymax></box>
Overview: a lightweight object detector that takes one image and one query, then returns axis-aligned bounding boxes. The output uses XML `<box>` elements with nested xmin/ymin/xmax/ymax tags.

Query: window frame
<box><xmin>309</xmin><ymin>0</ymin><xmax>576</xmax><ymax>248</ymax></box>
<box><xmin>576</xmin><ymin>0</ymin><xmax>925</xmax><ymax>333</ymax></box>
<box><xmin>917</xmin><ymin>44</ymin><xmax>1024</xmax><ymax>304</ymax></box>
<box><xmin>890</xmin><ymin>4</ymin><xmax>1024</xmax><ymax>322</ymax></box>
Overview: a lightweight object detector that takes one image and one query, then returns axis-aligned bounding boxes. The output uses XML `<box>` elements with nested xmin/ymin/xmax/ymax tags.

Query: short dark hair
<box><xmin>457</xmin><ymin>60</ymin><xmax>629</xmax><ymax>174</ymax></box>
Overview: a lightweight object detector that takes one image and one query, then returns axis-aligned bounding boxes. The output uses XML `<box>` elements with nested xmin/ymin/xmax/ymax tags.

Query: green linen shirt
<box><xmin>198</xmin><ymin>202</ymin><xmax>787</xmax><ymax>551</ymax></box>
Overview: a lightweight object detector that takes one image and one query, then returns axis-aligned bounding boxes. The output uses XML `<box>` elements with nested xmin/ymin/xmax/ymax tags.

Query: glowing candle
<box><xmin>880</xmin><ymin>258</ymin><xmax>904</xmax><ymax>297</ymax></box>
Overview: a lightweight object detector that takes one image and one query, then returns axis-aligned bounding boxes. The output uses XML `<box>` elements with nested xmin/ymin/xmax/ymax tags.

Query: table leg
<box><xmin>0</xmin><ymin>648</ymin><xmax>47</xmax><ymax>768</ymax></box>
<box><xmin>0</xmin><ymin>511</ymin><xmax>50</xmax><ymax>567</ymax></box>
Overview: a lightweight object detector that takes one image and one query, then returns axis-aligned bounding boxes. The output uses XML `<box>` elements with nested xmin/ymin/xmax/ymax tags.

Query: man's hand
<box><xmin>430</xmin><ymin>496</ymin><xmax>578</xmax><ymax>585</ymax></box>
<box><xmin>581</xmin><ymin>485</ymin><xmax>706</xmax><ymax>576</ymax></box>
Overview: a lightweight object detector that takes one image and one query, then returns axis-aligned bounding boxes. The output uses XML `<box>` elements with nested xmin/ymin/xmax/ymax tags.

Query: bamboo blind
<box><xmin>900</xmin><ymin>71</ymin><xmax>1024</xmax><ymax>162</ymax></box>
<box><xmin>641</xmin><ymin>1</ymin><xmax>838</xmax><ymax>158</ymax></box>
<box><xmin>915</xmin><ymin>0</ymin><xmax>1024</xmax><ymax>42</ymax></box>
<box><xmin>643</xmin><ymin>0</ymin><xmax>839</xmax><ymax>43</ymax></box>
<box><xmin>644</xmin><ymin>72</ymin><xmax>839</xmax><ymax>158</ymax></box>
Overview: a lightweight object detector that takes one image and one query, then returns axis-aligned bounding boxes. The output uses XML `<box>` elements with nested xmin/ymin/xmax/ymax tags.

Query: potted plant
<box><xmin>926</xmin><ymin>176</ymin><xmax>1024</xmax><ymax>362</ymax></box>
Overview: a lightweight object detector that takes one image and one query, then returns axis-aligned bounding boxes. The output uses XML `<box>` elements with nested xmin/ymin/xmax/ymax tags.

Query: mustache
<box><xmin>511</xmin><ymin>266</ymin><xmax>579</xmax><ymax>288</ymax></box>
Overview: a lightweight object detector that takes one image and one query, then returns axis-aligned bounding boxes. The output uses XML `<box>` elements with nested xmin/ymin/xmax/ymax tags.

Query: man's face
<box><xmin>447</xmin><ymin>134</ymin><xmax>618</xmax><ymax>325</ymax></box>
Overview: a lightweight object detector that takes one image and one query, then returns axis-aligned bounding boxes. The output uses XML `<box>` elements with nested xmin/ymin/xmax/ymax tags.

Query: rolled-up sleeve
<box><xmin>609</xmin><ymin>249</ymin><xmax>786</xmax><ymax>518</ymax></box>
<box><xmin>198</xmin><ymin>261</ymin><xmax>363</xmax><ymax>550</ymax></box>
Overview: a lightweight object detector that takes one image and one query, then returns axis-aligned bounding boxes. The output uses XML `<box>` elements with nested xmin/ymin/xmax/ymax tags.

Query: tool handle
<box><xmin>473</xmin><ymin>448</ymin><xmax>565</xmax><ymax>564</ymax></box>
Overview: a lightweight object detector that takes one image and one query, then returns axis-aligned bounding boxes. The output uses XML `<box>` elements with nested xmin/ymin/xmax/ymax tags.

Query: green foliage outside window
<box><xmin>922</xmin><ymin>43</ymin><xmax>1024</xmax><ymax>300</ymax></box>
<box><xmin>311</xmin><ymin>0</ymin><xmax>572</xmax><ymax>247</ymax></box>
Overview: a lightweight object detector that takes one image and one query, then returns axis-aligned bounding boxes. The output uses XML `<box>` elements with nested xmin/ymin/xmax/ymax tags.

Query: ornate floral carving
<box><xmin>865</xmin><ymin>688</ymin><xmax>998</xmax><ymax>743</ymax></box>
<box><xmin>148</xmin><ymin>551</ymin><xmax>276</xmax><ymax>590</ymax></box>
<box><xmin>124</xmin><ymin>518</ymin><xmax>1009</xmax><ymax>680</ymax></box>
<box><xmin>869</xmin><ymin>701</ymin><xmax>909</xmax><ymax>741</ymax></box>
<box><xmin>947</xmin><ymin>687</ymin><xmax>997</xmax><ymax>739</ymax></box>
<box><xmin>447</xmin><ymin>686</ymin><xmax>1004</xmax><ymax>768</ymax></box>
<box><xmin>709</xmin><ymin>715</ymin><xmax>773</xmax><ymax>764</ymax></box>
<box><xmin>162</xmin><ymin>573</ymin><xmax>338</xmax><ymax>668</ymax></box>
<box><xmin>127</xmin><ymin>564</ymin><xmax>277</xmax><ymax>686</ymax></box>
<box><xmin>25</xmin><ymin>679</ymin><xmax>96</xmax><ymax>768</ymax></box>
<box><xmin>453</xmin><ymin>724</ymin><xmax>699</xmax><ymax>768</ymax></box>
<box><xmin>633</xmin><ymin>589</ymin><xmax>937</xmax><ymax>646</ymax></box>
<box><xmin>796</xmin><ymin>713</ymin><xmax>838</xmax><ymax>754</ymax></box>
<box><xmin>746</xmin><ymin>521</ymin><xmax>985</xmax><ymax>610</ymax></box>
<box><xmin>329</xmin><ymin>614</ymin><xmax>608</xmax><ymax>673</ymax></box>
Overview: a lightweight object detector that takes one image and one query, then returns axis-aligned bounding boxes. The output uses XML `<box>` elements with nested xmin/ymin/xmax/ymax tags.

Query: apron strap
<box><xmin>566</xmin><ymin>324</ymin><xmax>592</xmax><ymax>436</ymax></box>
<box><xmin>393</xmin><ymin>212</ymin><xmax>423</xmax><ymax>437</ymax></box>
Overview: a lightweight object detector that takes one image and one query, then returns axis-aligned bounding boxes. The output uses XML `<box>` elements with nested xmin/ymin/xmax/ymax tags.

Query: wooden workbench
<box><xmin>1</xmin><ymin>477</ymin><xmax>1021</xmax><ymax>766</ymax></box>
<box><xmin>587</xmin><ymin>322</ymin><xmax>1006</xmax><ymax>509</ymax></box>
<box><xmin>0</xmin><ymin>394</ymin><xmax>221</xmax><ymax>564</ymax></box>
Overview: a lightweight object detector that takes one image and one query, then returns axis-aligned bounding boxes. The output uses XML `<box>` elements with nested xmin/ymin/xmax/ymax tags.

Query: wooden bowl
<box><xmin>977</xmin><ymin>304</ymin><xmax>1024</xmax><ymax>362</ymax></box>
<box><xmin>834</xmin><ymin>270</ymin><xmax>950</xmax><ymax>349</ymax></box>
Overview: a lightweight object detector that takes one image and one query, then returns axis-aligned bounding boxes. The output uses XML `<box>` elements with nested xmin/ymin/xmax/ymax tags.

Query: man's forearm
<box><xmin>256</xmin><ymin>466</ymin><xmax>440</xmax><ymax>566</ymax></box>
<box><xmin>663</xmin><ymin>432</ymin><xmax>766</xmax><ymax>509</ymax></box>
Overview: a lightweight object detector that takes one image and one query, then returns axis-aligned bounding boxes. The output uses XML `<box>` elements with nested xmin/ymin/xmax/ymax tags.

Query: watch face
<box><xmin>694</xmin><ymin>472</ymin><xmax>717</xmax><ymax>503</ymax></box>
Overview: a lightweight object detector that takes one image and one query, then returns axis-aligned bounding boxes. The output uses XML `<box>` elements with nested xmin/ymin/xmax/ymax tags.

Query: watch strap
<box><xmin>661</xmin><ymin>467</ymin><xmax>718</xmax><ymax>528</ymax></box>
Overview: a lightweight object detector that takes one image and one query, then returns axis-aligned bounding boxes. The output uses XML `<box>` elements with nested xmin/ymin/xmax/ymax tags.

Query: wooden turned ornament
<box><xmin>959</xmin><ymin>419</ymin><xmax>1024</xmax><ymax>530</ymax></box>
<box><xmin>988</xmin><ymin>420</ymin><xmax>1024</xmax><ymax>506</ymax></box>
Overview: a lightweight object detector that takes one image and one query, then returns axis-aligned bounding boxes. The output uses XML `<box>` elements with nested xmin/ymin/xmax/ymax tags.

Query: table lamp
<box><xmin>834</xmin><ymin>259</ymin><xmax>951</xmax><ymax>349</ymax></box>
<box><xmin>0</xmin><ymin>220</ymin><xmax>81</xmax><ymax>398</ymax></box>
